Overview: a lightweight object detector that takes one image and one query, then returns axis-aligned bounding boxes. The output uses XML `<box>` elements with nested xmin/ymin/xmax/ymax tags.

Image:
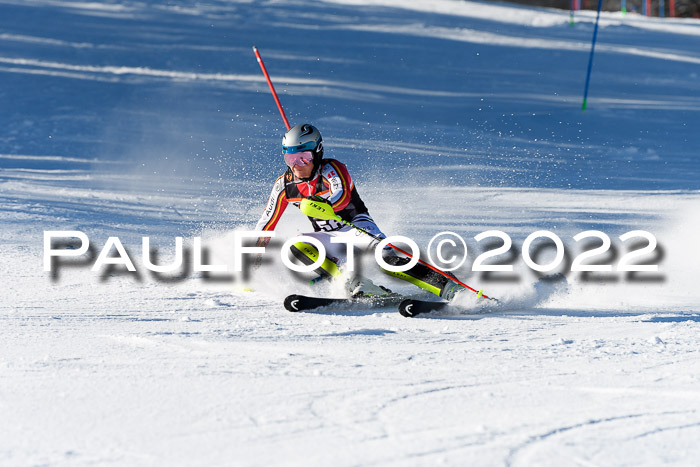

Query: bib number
<box><xmin>315</xmin><ymin>219</ymin><xmax>343</xmax><ymax>232</ymax></box>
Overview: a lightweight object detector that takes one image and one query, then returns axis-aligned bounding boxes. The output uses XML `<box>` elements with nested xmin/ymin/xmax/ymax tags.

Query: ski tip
<box><xmin>399</xmin><ymin>299</ymin><xmax>448</xmax><ymax>318</ymax></box>
<box><xmin>284</xmin><ymin>294</ymin><xmax>303</xmax><ymax>312</ymax></box>
<box><xmin>398</xmin><ymin>299</ymin><xmax>416</xmax><ymax>318</ymax></box>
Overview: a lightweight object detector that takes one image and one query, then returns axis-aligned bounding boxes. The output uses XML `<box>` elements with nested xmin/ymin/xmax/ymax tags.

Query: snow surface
<box><xmin>1</xmin><ymin>0</ymin><xmax>699</xmax><ymax>465</ymax></box>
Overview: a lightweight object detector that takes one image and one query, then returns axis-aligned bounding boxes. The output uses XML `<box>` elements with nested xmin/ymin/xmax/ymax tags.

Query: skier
<box><xmin>254</xmin><ymin>123</ymin><xmax>465</xmax><ymax>300</ymax></box>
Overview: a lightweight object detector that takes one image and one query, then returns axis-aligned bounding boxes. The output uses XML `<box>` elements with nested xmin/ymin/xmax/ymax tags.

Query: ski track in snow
<box><xmin>1</xmin><ymin>0</ymin><xmax>700</xmax><ymax>465</ymax></box>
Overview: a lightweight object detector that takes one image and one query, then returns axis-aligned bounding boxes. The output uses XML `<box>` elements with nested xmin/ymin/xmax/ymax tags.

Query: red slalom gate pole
<box><xmin>300</xmin><ymin>184</ymin><xmax>495</xmax><ymax>301</ymax></box>
<box><xmin>253</xmin><ymin>46</ymin><xmax>291</xmax><ymax>130</ymax></box>
<box><xmin>386</xmin><ymin>243</ymin><xmax>493</xmax><ymax>300</ymax></box>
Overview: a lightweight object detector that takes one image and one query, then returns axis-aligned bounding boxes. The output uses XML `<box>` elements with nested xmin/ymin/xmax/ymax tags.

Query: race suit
<box><xmin>254</xmin><ymin>158</ymin><xmax>456</xmax><ymax>296</ymax></box>
<box><xmin>254</xmin><ymin>159</ymin><xmax>383</xmax><ymax>278</ymax></box>
<box><xmin>255</xmin><ymin>159</ymin><xmax>371</xmax><ymax>234</ymax></box>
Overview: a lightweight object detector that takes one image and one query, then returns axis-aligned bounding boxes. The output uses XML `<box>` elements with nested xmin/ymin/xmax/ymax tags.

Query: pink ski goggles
<box><xmin>283</xmin><ymin>150</ymin><xmax>314</xmax><ymax>168</ymax></box>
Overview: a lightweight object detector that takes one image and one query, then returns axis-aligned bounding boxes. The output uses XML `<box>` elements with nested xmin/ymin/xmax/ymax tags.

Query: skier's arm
<box><xmin>321</xmin><ymin>160</ymin><xmax>353</xmax><ymax>212</ymax></box>
<box><xmin>255</xmin><ymin>175</ymin><xmax>288</xmax><ymax>247</ymax></box>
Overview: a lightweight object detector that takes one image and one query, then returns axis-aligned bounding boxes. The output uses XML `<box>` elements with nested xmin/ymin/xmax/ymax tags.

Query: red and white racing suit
<box><xmin>254</xmin><ymin>158</ymin><xmax>458</xmax><ymax>297</ymax></box>
<box><xmin>255</xmin><ymin>158</ymin><xmax>384</xmax><ymax>267</ymax></box>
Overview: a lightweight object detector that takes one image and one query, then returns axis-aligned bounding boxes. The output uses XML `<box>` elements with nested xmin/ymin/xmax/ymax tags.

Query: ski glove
<box><xmin>252</xmin><ymin>253</ymin><xmax>263</xmax><ymax>270</ymax></box>
<box><xmin>253</xmin><ymin>236</ymin><xmax>271</xmax><ymax>270</ymax></box>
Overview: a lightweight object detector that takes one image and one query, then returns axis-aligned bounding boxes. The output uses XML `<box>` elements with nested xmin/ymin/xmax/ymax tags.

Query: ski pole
<box><xmin>300</xmin><ymin>199</ymin><xmax>494</xmax><ymax>300</ymax></box>
<box><xmin>252</xmin><ymin>46</ymin><xmax>291</xmax><ymax>130</ymax></box>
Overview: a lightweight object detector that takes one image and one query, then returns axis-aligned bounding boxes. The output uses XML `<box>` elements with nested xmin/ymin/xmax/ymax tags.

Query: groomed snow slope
<box><xmin>1</xmin><ymin>0</ymin><xmax>699</xmax><ymax>465</ymax></box>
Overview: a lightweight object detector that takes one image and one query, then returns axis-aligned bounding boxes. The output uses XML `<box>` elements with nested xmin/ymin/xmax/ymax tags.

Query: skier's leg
<box><xmin>288</xmin><ymin>234</ymin><xmax>342</xmax><ymax>279</ymax></box>
<box><xmin>289</xmin><ymin>239</ymin><xmax>392</xmax><ymax>296</ymax></box>
<box><xmin>331</xmin><ymin>215</ymin><xmax>399</xmax><ymax>297</ymax></box>
<box><xmin>288</xmin><ymin>216</ymin><xmax>396</xmax><ymax>297</ymax></box>
<box><xmin>324</xmin><ymin>216</ymin><xmax>459</xmax><ymax>297</ymax></box>
<box><xmin>380</xmin><ymin>248</ymin><xmax>465</xmax><ymax>299</ymax></box>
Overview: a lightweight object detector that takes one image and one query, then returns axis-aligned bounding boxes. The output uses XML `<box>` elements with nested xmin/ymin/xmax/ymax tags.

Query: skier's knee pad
<box><xmin>289</xmin><ymin>241</ymin><xmax>342</xmax><ymax>279</ymax></box>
